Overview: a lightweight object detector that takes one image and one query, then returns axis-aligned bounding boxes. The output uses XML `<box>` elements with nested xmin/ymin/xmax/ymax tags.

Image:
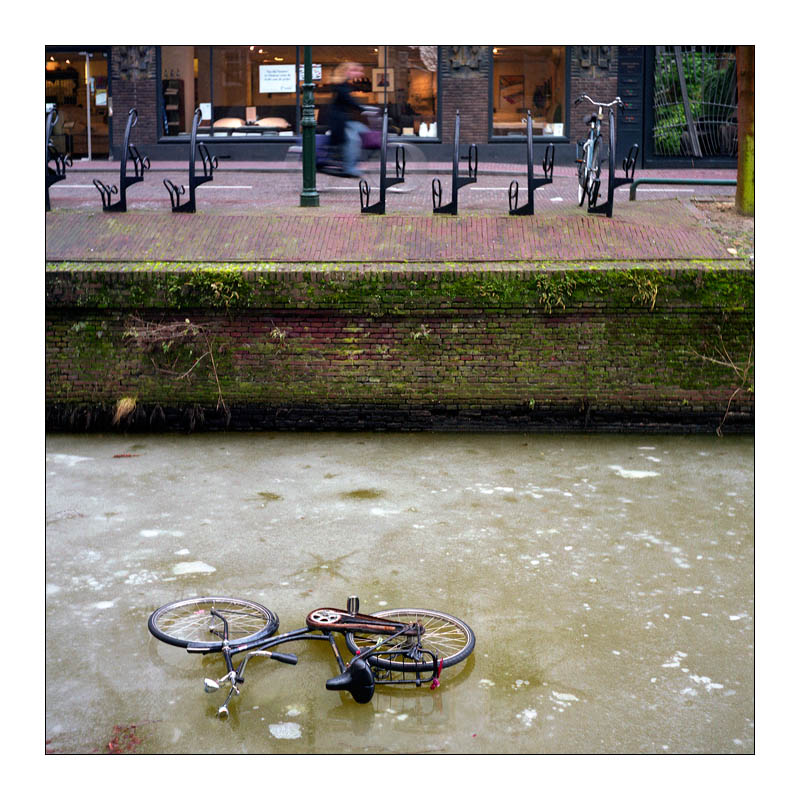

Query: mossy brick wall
<box><xmin>45</xmin><ymin>263</ymin><xmax>754</xmax><ymax>432</ymax></box>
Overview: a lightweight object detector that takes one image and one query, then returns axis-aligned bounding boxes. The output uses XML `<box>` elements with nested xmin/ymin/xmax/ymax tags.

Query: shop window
<box><xmin>161</xmin><ymin>46</ymin><xmax>299</xmax><ymax>137</ymax></box>
<box><xmin>46</xmin><ymin>49</ymin><xmax>109</xmax><ymax>157</ymax></box>
<box><xmin>491</xmin><ymin>46</ymin><xmax>566</xmax><ymax>138</ymax></box>
<box><xmin>382</xmin><ymin>47</ymin><xmax>439</xmax><ymax>137</ymax></box>
<box><xmin>315</xmin><ymin>46</ymin><xmax>438</xmax><ymax>138</ymax></box>
<box><xmin>158</xmin><ymin>46</ymin><xmax>438</xmax><ymax>139</ymax></box>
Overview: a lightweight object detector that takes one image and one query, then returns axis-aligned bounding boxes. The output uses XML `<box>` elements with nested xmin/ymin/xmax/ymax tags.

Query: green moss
<box><xmin>46</xmin><ymin>261</ymin><xmax>754</xmax><ymax>414</ymax></box>
<box><xmin>46</xmin><ymin>261</ymin><xmax>754</xmax><ymax>317</ymax></box>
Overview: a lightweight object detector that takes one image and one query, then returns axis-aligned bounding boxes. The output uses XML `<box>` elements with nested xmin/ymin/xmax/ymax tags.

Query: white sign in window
<box><xmin>259</xmin><ymin>64</ymin><xmax>296</xmax><ymax>94</ymax></box>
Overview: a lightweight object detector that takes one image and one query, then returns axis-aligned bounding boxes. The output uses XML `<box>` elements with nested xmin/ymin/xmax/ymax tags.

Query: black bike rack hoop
<box><xmin>163</xmin><ymin>107</ymin><xmax>218</xmax><ymax>213</ymax></box>
<box><xmin>93</xmin><ymin>109</ymin><xmax>151</xmax><ymax>212</ymax></box>
<box><xmin>359</xmin><ymin>108</ymin><xmax>406</xmax><ymax>214</ymax></box>
<box><xmin>46</xmin><ymin>109</ymin><xmax>73</xmax><ymax>212</ymax></box>
<box><xmin>588</xmin><ymin>105</ymin><xmax>639</xmax><ymax>219</ymax></box>
<box><xmin>508</xmin><ymin>111</ymin><xmax>554</xmax><ymax>216</ymax></box>
<box><xmin>432</xmin><ymin>110</ymin><xmax>478</xmax><ymax>215</ymax></box>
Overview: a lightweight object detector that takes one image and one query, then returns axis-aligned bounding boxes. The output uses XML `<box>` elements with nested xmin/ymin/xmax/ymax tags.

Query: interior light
<box><xmin>493</xmin><ymin>48</ymin><xmax>499</xmax><ymax>54</ymax></box>
<box><xmin>50</xmin><ymin>56</ymin><xmax>55</xmax><ymax>61</ymax></box>
<box><xmin>65</xmin><ymin>59</ymin><xmax>70</xmax><ymax>64</ymax></box>
<box><xmin>274</xmin><ymin>56</ymin><xmax>283</xmax><ymax>61</ymax></box>
<box><xmin>259</xmin><ymin>49</ymin><xmax>263</xmax><ymax>54</ymax></box>
<box><xmin>249</xmin><ymin>46</ymin><xmax>255</xmax><ymax>51</ymax></box>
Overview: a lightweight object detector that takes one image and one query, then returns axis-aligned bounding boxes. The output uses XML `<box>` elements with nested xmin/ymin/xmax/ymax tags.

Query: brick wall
<box><xmin>110</xmin><ymin>46</ymin><xmax>158</xmax><ymax>156</ymax></box>
<box><xmin>439</xmin><ymin>46</ymin><xmax>490</xmax><ymax>144</ymax></box>
<box><xmin>568</xmin><ymin>46</ymin><xmax>619</xmax><ymax>146</ymax></box>
<box><xmin>45</xmin><ymin>265</ymin><xmax>754</xmax><ymax>433</ymax></box>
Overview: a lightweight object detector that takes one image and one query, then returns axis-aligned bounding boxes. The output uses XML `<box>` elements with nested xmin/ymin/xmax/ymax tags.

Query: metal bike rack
<box><xmin>163</xmin><ymin>107</ymin><xmax>218</xmax><ymax>213</ymax></box>
<box><xmin>359</xmin><ymin>108</ymin><xmax>406</xmax><ymax>214</ymax></box>
<box><xmin>432</xmin><ymin>110</ymin><xmax>478</xmax><ymax>215</ymax></box>
<box><xmin>588</xmin><ymin>106</ymin><xmax>639</xmax><ymax>218</ymax></box>
<box><xmin>92</xmin><ymin>109</ymin><xmax>151</xmax><ymax>212</ymax></box>
<box><xmin>46</xmin><ymin>109</ymin><xmax>73</xmax><ymax>212</ymax></box>
<box><xmin>508</xmin><ymin>111</ymin><xmax>554</xmax><ymax>216</ymax></box>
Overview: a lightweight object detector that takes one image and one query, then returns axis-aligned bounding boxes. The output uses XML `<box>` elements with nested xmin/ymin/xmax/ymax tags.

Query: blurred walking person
<box><xmin>328</xmin><ymin>61</ymin><xmax>368</xmax><ymax>177</ymax></box>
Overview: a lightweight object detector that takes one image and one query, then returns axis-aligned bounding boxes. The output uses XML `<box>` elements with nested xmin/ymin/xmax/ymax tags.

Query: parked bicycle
<box><xmin>148</xmin><ymin>594</ymin><xmax>475</xmax><ymax>718</ymax></box>
<box><xmin>574</xmin><ymin>94</ymin><xmax>626</xmax><ymax>209</ymax></box>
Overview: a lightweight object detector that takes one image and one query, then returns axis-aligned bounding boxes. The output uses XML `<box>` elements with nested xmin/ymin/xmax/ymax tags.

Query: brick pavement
<box><xmin>46</xmin><ymin>161</ymin><xmax>739</xmax><ymax>264</ymax></box>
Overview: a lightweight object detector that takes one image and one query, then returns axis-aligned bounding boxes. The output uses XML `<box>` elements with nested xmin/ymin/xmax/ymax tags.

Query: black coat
<box><xmin>328</xmin><ymin>82</ymin><xmax>362</xmax><ymax>146</ymax></box>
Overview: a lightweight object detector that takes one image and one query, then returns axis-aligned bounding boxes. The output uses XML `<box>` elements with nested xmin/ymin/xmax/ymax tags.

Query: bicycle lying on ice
<box><xmin>148</xmin><ymin>594</ymin><xmax>476</xmax><ymax>717</ymax></box>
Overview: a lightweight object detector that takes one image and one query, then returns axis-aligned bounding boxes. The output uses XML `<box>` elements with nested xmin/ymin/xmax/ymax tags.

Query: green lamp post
<box><xmin>300</xmin><ymin>46</ymin><xmax>319</xmax><ymax>207</ymax></box>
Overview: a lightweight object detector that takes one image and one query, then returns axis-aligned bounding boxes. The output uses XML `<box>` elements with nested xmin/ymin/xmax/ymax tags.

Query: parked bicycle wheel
<box><xmin>587</xmin><ymin>138</ymin><xmax>602</xmax><ymax>208</ymax></box>
<box><xmin>148</xmin><ymin>597</ymin><xmax>279</xmax><ymax>650</ymax></box>
<box><xmin>344</xmin><ymin>608</ymin><xmax>475</xmax><ymax>672</ymax></box>
<box><xmin>577</xmin><ymin>157</ymin><xmax>588</xmax><ymax>206</ymax></box>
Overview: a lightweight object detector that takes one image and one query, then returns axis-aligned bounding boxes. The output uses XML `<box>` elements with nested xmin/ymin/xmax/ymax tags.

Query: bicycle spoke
<box><xmin>149</xmin><ymin>598</ymin><xmax>279</xmax><ymax>647</ymax></box>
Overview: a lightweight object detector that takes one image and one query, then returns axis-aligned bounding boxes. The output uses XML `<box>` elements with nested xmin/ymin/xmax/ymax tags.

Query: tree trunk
<box><xmin>735</xmin><ymin>46</ymin><xmax>755</xmax><ymax>216</ymax></box>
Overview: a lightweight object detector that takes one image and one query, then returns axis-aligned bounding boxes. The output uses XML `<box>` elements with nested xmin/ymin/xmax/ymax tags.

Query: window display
<box><xmin>491</xmin><ymin>46</ymin><xmax>566</xmax><ymax>138</ymax></box>
<box><xmin>158</xmin><ymin>46</ymin><xmax>439</xmax><ymax>139</ymax></box>
<box><xmin>45</xmin><ymin>49</ymin><xmax>109</xmax><ymax>157</ymax></box>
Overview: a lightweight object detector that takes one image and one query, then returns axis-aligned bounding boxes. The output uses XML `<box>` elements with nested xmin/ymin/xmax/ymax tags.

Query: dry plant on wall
<box><xmin>123</xmin><ymin>316</ymin><xmax>228</xmax><ymax>417</ymax></box>
<box><xmin>689</xmin><ymin>337</ymin><xmax>753</xmax><ymax>436</ymax></box>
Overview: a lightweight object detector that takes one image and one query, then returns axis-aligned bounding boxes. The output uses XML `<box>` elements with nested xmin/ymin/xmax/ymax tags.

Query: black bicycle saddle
<box><xmin>325</xmin><ymin>657</ymin><xmax>376</xmax><ymax>703</ymax></box>
<box><xmin>583</xmin><ymin>113</ymin><xmax>598</xmax><ymax>125</ymax></box>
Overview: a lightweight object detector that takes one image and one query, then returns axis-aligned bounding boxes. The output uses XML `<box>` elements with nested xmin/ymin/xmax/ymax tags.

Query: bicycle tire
<box><xmin>148</xmin><ymin>597</ymin><xmax>279</xmax><ymax>650</ymax></box>
<box><xmin>577</xmin><ymin>149</ymin><xmax>588</xmax><ymax>206</ymax></box>
<box><xmin>344</xmin><ymin>608</ymin><xmax>475</xmax><ymax>673</ymax></box>
<box><xmin>587</xmin><ymin>136</ymin><xmax>602</xmax><ymax>208</ymax></box>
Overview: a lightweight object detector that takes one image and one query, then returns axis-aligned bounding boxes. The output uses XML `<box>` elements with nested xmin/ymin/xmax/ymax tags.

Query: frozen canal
<box><xmin>45</xmin><ymin>432</ymin><xmax>753</xmax><ymax>754</ymax></box>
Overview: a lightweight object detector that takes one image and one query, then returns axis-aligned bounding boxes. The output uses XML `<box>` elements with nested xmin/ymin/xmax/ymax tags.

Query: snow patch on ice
<box><xmin>48</xmin><ymin>453</ymin><xmax>93</xmax><ymax>466</ymax></box>
<box><xmin>609</xmin><ymin>465</ymin><xmax>660</xmax><ymax>479</ymax></box>
<box><xmin>269</xmin><ymin>722</ymin><xmax>301</xmax><ymax>739</ymax></box>
<box><xmin>516</xmin><ymin>708</ymin><xmax>537</xmax><ymax>726</ymax></box>
<box><xmin>172</xmin><ymin>561</ymin><xmax>216</xmax><ymax>575</ymax></box>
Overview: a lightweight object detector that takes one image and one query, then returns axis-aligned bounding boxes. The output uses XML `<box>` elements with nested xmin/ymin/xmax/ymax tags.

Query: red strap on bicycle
<box><xmin>430</xmin><ymin>658</ymin><xmax>443</xmax><ymax>690</ymax></box>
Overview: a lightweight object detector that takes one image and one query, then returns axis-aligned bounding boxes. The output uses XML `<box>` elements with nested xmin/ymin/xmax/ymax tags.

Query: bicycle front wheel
<box><xmin>148</xmin><ymin>597</ymin><xmax>279</xmax><ymax>650</ymax></box>
<box><xmin>577</xmin><ymin>159</ymin><xmax>587</xmax><ymax>206</ymax></box>
<box><xmin>344</xmin><ymin>609</ymin><xmax>475</xmax><ymax>673</ymax></box>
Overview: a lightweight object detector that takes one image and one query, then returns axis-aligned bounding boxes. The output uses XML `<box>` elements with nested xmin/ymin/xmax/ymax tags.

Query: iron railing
<box><xmin>652</xmin><ymin>46</ymin><xmax>738</xmax><ymax>158</ymax></box>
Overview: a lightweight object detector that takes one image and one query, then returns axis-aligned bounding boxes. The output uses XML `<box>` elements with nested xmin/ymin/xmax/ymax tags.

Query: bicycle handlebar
<box><xmin>574</xmin><ymin>94</ymin><xmax>625</xmax><ymax>110</ymax></box>
<box><xmin>269</xmin><ymin>651</ymin><xmax>299</xmax><ymax>665</ymax></box>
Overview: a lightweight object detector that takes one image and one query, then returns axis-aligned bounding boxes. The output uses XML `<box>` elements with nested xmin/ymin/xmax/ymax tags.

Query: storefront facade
<box><xmin>45</xmin><ymin>45</ymin><xmax>739</xmax><ymax>167</ymax></box>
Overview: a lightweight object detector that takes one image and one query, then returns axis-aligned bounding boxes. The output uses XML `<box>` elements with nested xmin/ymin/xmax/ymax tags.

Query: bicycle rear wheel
<box><xmin>148</xmin><ymin>597</ymin><xmax>279</xmax><ymax>650</ymax></box>
<box><xmin>344</xmin><ymin>608</ymin><xmax>475</xmax><ymax>673</ymax></box>
<box><xmin>587</xmin><ymin>136</ymin><xmax>602</xmax><ymax>208</ymax></box>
